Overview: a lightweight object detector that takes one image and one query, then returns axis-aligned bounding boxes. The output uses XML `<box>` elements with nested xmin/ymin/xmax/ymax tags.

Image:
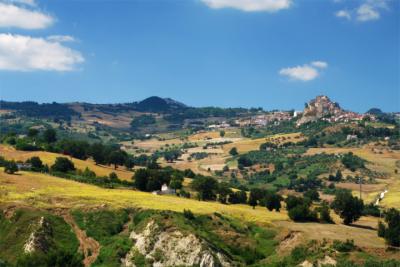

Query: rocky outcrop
<box><xmin>297</xmin><ymin>95</ymin><xmax>343</xmax><ymax>126</ymax></box>
<box><xmin>123</xmin><ymin>220</ymin><xmax>233</xmax><ymax>267</ymax></box>
<box><xmin>23</xmin><ymin>216</ymin><xmax>52</xmax><ymax>254</ymax></box>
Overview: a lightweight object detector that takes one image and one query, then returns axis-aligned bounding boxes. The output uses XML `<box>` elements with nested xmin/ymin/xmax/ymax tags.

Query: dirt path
<box><xmin>62</xmin><ymin>212</ymin><xmax>101</xmax><ymax>267</ymax></box>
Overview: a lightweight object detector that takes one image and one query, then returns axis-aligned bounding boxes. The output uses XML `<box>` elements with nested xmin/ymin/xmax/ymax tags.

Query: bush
<box><xmin>26</xmin><ymin>156</ymin><xmax>44</xmax><ymax>171</ymax></box>
<box><xmin>4</xmin><ymin>161</ymin><xmax>18</xmax><ymax>174</ymax></box>
<box><xmin>332</xmin><ymin>239</ymin><xmax>356</xmax><ymax>252</ymax></box>
<box><xmin>51</xmin><ymin>157</ymin><xmax>75</xmax><ymax>173</ymax></box>
<box><xmin>288</xmin><ymin>204</ymin><xmax>317</xmax><ymax>222</ymax></box>
<box><xmin>183</xmin><ymin>209</ymin><xmax>195</xmax><ymax>220</ymax></box>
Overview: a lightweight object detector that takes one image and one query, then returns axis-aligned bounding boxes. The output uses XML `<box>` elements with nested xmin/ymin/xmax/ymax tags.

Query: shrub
<box><xmin>26</xmin><ymin>156</ymin><xmax>44</xmax><ymax>171</ymax></box>
<box><xmin>51</xmin><ymin>157</ymin><xmax>75</xmax><ymax>173</ymax></box>
<box><xmin>332</xmin><ymin>239</ymin><xmax>356</xmax><ymax>252</ymax></box>
<box><xmin>183</xmin><ymin>209</ymin><xmax>195</xmax><ymax>220</ymax></box>
<box><xmin>4</xmin><ymin>161</ymin><xmax>18</xmax><ymax>174</ymax></box>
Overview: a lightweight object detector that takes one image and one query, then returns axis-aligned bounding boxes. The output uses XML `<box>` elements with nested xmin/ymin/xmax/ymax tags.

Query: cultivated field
<box><xmin>306</xmin><ymin>145</ymin><xmax>400</xmax><ymax>209</ymax></box>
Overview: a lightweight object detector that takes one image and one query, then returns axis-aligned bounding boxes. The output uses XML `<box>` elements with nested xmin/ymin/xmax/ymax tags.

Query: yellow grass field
<box><xmin>0</xmin><ymin>145</ymin><xmax>134</xmax><ymax>181</ymax></box>
<box><xmin>0</xmin><ymin>170</ymin><xmax>287</xmax><ymax>223</ymax></box>
<box><xmin>306</xmin><ymin>145</ymin><xmax>400</xmax><ymax>209</ymax></box>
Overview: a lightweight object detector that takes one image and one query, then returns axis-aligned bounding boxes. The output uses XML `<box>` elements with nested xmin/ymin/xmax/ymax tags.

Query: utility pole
<box><xmin>359</xmin><ymin>176</ymin><xmax>362</xmax><ymax>199</ymax></box>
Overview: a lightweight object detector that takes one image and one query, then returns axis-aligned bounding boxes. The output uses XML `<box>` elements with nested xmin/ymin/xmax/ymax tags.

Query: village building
<box><xmin>152</xmin><ymin>184</ymin><xmax>176</xmax><ymax>195</ymax></box>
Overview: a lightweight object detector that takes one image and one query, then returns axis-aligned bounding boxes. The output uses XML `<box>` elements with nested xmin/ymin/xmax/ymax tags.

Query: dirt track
<box><xmin>62</xmin><ymin>212</ymin><xmax>100</xmax><ymax>267</ymax></box>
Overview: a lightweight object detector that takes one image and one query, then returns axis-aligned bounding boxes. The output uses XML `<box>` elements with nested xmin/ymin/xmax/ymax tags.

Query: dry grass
<box><xmin>0</xmin><ymin>170</ymin><xmax>287</xmax><ymax>223</ymax></box>
<box><xmin>274</xmin><ymin>219</ymin><xmax>385</xmax><ymax>249</ymax></box>
<box><xmin>0</xmin><ymin>145</ymin><xmax>134</xmax><ymax>181</ymax></box>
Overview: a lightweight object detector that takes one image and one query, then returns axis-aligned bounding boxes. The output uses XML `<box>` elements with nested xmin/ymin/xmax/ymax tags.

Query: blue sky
<box><xmin>0</xmin><ymin>0</ymin><xmax>399</xmax><ymax>112</ymax></box>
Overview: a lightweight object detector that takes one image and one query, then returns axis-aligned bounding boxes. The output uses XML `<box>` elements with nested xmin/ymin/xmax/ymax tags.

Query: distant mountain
<box><xmin>297</xmin><ymin>95</ymin><xmax>344</xmax><ymax>125</ymax></box>
<box><xmin>134</xmin><ymin>96</ymin><xmax>187</xmax><ymax>112</ymax></box>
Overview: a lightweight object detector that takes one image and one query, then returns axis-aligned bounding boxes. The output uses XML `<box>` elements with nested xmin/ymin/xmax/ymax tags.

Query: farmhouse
<box><xmin>152</xmin><ymin>184</ymin><xmax>176</xmax><ymax>195</ymax></box>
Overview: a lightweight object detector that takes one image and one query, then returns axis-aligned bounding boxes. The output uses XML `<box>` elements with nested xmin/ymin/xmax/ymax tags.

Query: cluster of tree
<box><xmin>331</xmin><ymin>190</ymin><xmax>364</xmax><ymax>225</ymax></box>
<box><xmin>0</xmin><ymin>101</ymin><xmax>79</xmax><ymax>120</ymax></box>
<box><xmin>6</xmin><ymin>128</ymin><xmax>159</xmax><ymax>170</ymax></box>
<box><xmin>130</xmin><ymin>114</ymin><xmax>156</xmax><ymax>129</ymax></box>
<box><xmin>133</xmin><ymin>167</ymin><xmax>183</xmax><ymax>192</ymax></box>
<box><xmin>288</xmin><ymin>176</ymin><xmax>322</xmax><ymax>192</ymax></box>
<box><xmin>328</xmin><ymin>170</ymin><xmax>343</xmax><ymax>182</ymax></box>
<box><xmin>160</xmin><ymin>149</ymin><xmax>182</xmax><ymax>162</ymax></box>
<box><xmin>189</xmin><ymin>152</ymin><xmax>208</xmax><ymax>160</ymax></box>
<box><xmin>341</xmin><ymin>152</ymin><xmax>365</xmax><ymax>171</ymax></box>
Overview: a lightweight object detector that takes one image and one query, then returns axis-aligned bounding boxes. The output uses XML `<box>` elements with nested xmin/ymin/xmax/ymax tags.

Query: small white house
<box><xmin>152</xmin><ymin>183</ymin><xmax>176</xmax><ymax>195</ymax></box>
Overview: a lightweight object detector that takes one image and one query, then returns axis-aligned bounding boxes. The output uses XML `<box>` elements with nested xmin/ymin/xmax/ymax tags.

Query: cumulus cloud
<box><xmin>335</xmin><ymin>9</ymin><xmax>351</xmax><ymax>20</ymax></box>
<box><xmin>47</xmin><ymin>35</ymin><xmax>76</xmax><ymax>43</ymax></box>
<box><xmin>335</xmin><ymin>0</ymin><xmax>390</xmax><ymax>22</ymax></box>
<box><xmin>4</xmin><ymin>0</ymin><xmax>36</xmax><ymax>6</ymax></box>
<box><xmin>356</xmin><ymin>3</ymin><xmax>380</xmax><ymax>21</ymax></box>
<box><xmin>200</xmin><ymin>0</ymin><xmax>292</xmax><ymax>12</ymax></box>
<box><xmin>311</xmin><ymin>61</ymin><xmax>328</xmax><ymax>69</ymax></box>
<box><xmin>279</xmin><ymin>61</ymin><xmax>328</xmax><ymax>82</ymax></box>
<box><xmin>0</xmin><ymin>2</ymin><xmax>53</xmax><ymax>29</ymax></box>
<box><xmin>0</xmin><ymin>33</ymin><xmax>84</xmax><ymax>71</ymax></box>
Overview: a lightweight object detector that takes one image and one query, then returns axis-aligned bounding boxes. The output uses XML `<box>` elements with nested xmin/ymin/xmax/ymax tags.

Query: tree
<box><xmin>288</xmin><ymin>203</ymin><xmax>317</xmax><ymax>222</ymax></box>
<box><xmin>216</xmin><ymin>182</ymin><xmax>232</xmax><ymax>204</ymax></box>
<box><xmin>219</xmin><ymin>130</ymin><xmax>225</xmax><ymax>138</ymax></box>
<box><xmin>265</xmin><ymin>193</ymin><xmax>282</xmax><ymax>212</ymax></box>
<box><xmin>229</xmin><ymin>147</ymin><xmax>238</xmax><ymax>156</ymax></box>
<box><xmin>26</xmin><ymin>156</ymin><xmax>43</xmax><ymax>171</ymax></box>
<box><xmin>4</xmin><ymin>160</ymin><xmax>18</xmax><ymax>174</ymax></box>
<box><xmin>331</xmin><ymin>190</ymin><xmax>364</xmax><ymax>225</ymax></box>
<box><xmin>108</xmin><ymin>151</ymin><xmax>127</xmax><ymax>169</ymax></box>
<box><xmin>124</xmin><ymin>156</ymin><xmax>135</xmax><ymax>170</ymax></box>
<box><xmin>190</xmin><ymin>176</ymin><xmax>218</xmax><ymax>201</ymax></box>
<box><xmin>89</xmin><ymin>143</ymin><xmax>106</xmax><ymax>165</ymax></box>
<box><xmin>51</xmin><ymin>157</ymin><xmax>75</xmax><ymax>173</ymax></box>
<box><xmin>169</xmin><ymin>172</ymin><xmax>184</xmax><ymax>190</ymax></box>
<box><xmin>27</xmin><ymin>128</ymin><xmax>39</xmax><ymax>138</ymax></box>
<box><xmin>184</xmin><ymin>168</ymin><xmax>195</xmax><ymax>178</ymax></box>
<box><xmin>286</xmin><ymin>196</ymin><xmax>317</xmax><ymax>222</ymax></box>
<box><xmin>109</xmin><ymin>172</ymin><xmax>119</xmax><ymax>182</ymax></box>
<box><xmin>43</xmin><ymin>128</ymin><xmax>57</xmax><ymax>143</ymax></box>
<box><xmin>378</xmin><ymin>208</ymin><xmax>400</xmax><ymax>247</ymax></box>
<box><xmin>133</xmin><ymin>169</ymin><xmax>149</xmax><ymax>191</ymax></box>
<box><xmin>229</xmin><ymin>190</ymin><xmax>247</xmax><ymax>204</ymax></box>
<box><xmin>304</xmin><ymin>189</ymin><xmax>320</xmax><ymax>201</ymax></box>
<box><xmin>317</xmin><ymin>202</ymin><xmax>333</xmax><ymax>223</ymax></box>
<box><xmin>248</xmin><ymin>191</ymin><xmax>258</xmax><ymax>209</ymax></box>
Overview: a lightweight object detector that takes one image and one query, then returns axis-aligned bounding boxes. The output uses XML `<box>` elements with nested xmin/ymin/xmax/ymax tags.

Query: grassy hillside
<box><xmin>0</xmin><ymin>144</ymin><xmax>135</xmax><ymax>181</ymax></box>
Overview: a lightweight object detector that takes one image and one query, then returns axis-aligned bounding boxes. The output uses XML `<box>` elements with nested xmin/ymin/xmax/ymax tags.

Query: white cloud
<box><xmin>47</xmin><ymin>35</ymin><xmax>76</xmax><ymax>43</ymax></box>
<box><xmin>200</xmin><ymin>0</ymin><xmax>292</xmax><ymax>12</ymax></box>
<box><xmin>279</xmin><ymin>61</ymin><xmax>328</xmax><ymax>82</ymax></box>
<box><xmin>335</xmin><ymin>9</ymin><xmax>351</xmax><ymax>20</ymax></box>
<box><xmin>0</xmin><ymin>33</ymin><xmax>84</xmax><ymax>71</ymax></box>
<box><xmin>356</xmin><ymin>3</ymin><xmax>380</xmax><ymax>21</ymax></box>
<box><xmin>4</xmin><ymin>0</ymin><xmax>36</xmax><ymax>6</ymax></box>
<box><xmin>311</xmin><ymin>61</ymin><xmax>328</xmax><ymax>69</ymax></box>
<box><xmin>0</xmin><ymin>2</ymin><xmax>53</xmax><ymax>29</ymax></box>
<box><xmin>335</xmin><ymin>0</ymin><xmax>390</xmax><ymax>22</ymax></box>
